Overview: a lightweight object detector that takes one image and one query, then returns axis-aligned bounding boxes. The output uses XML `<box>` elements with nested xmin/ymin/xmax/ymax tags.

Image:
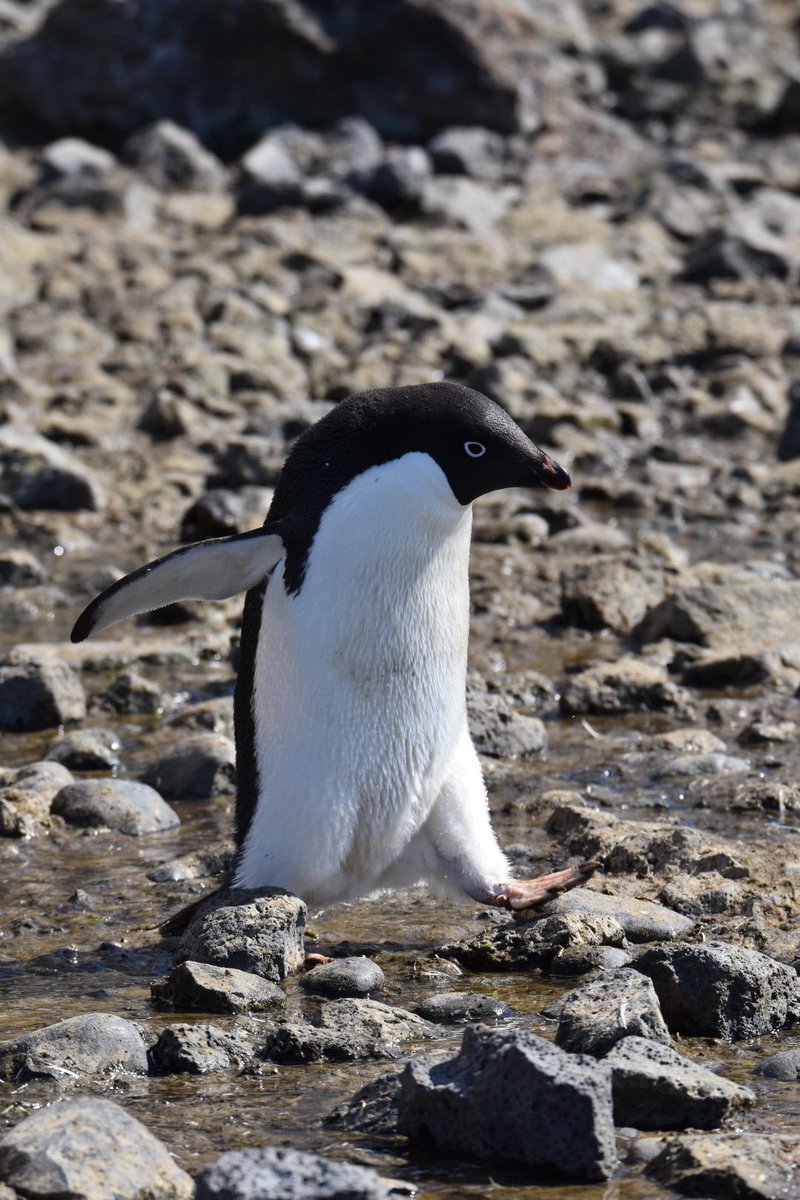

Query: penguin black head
<box><xmin>271</xmin><ymin>381</ymin><xmax>570</xmax><ymax>519</ymax></box>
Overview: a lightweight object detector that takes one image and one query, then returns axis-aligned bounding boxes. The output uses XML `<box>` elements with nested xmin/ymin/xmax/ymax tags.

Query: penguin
<box><xmin>72</xmin><ymin>382</ymin><xmax>594</xmax><ymax>912</ymax></box>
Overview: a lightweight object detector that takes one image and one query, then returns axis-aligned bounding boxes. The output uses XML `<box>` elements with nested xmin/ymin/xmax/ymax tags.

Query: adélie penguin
<box><xmin>72</xmin><ymin>382</ymin><xmax>594</xmax><ymax>911</ymax></box>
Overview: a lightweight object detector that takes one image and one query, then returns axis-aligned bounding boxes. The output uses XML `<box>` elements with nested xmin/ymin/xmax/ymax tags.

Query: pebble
<box><xmin>151</xmin><ymin>960</ymin><xmax>286</xmax><ymax>1015</ymax></box>
<box><xmin>300</xmin><ymin>956</ymin><xmax>384</xmax><ymax>998</ymax></box>
<box><xmin>0</xmin><ymin>1097</ymin><xmax>193</xmax><ymax>1199</ymax></box>
<box><xmin>0</xmin><ymin>1013</ymin><xmax>148</xmax><ymax>1082</ymax></box>
<box><xmin>398</xmin><ymin>1026</ymin><xmax>618</xmax><ymax>1181</ymax></box>
<box><xmin>52</xmin><ymin>779</ymin><xmax>180</xmax><ymax>835</ymax></box>
<box><xmin>196</xmin><ymin>1146</ymin><xmax>392</xmax><ymax>1200</ymax></box>
<box><xmin>556</xmin><ymin>969</ymin><xmax>671</xmax><ymax>1056</ymax></box>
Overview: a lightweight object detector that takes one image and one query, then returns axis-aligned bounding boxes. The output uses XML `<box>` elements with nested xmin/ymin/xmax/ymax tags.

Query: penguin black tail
<box><xmin>157</xmin><ymin>886</ymin><xmax>227</xmax><ymax>938</ymax></box>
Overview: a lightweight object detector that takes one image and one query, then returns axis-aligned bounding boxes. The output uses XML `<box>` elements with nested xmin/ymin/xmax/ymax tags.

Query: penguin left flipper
<box><xmin>71</xmin><ymin>522</ymin><xmax>289</xmax><ymax>643</ymax></box>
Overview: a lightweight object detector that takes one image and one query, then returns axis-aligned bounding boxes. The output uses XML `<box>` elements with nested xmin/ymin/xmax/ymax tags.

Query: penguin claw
<box><xmin>491</xmin><ymin>861</ymin><xmax>597</xmax><ymax>912</ymax></box>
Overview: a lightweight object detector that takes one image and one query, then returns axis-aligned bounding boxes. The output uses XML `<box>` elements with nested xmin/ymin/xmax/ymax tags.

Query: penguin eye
<box><xmin>464</xmin><ymin>441</ymin><xmax>486</xmax><ymax>458</ymax></box>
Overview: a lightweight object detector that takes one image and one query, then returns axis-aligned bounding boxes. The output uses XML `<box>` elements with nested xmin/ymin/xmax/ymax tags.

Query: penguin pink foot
<box><xmin>490</xmin><ymin>861</ymin><xmax>596</xmax><ymax>911</ymax></box>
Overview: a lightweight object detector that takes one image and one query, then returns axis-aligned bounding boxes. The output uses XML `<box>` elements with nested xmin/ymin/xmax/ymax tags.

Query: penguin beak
<box><xmin>531</xmin><ymin>450</ymin><xmax>571</xmax><ymax>491</ymax></box>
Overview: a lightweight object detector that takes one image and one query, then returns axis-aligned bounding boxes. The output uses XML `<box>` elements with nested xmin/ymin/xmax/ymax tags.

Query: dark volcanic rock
<box><xmin>646</xmin><ymin>1133</ymin><xmax>798</xmax><ymax>1199</ymax></box>
<box><xmin>300</xmin><ymin>956</ymin><xmax>385</xmax><ymax>998</ymax></box>
<box><xmin>195</xmin><ymin>1146</ymin><xmax>392</xmax><ymax>1200</ymax></box>
<box><xmin>142</xmin><ymin>734</ymin><xmax>236</xmax><ymax>799</ymax></box>
<box><xmin>539</xmin><ymin>882</ymin><xmax>694</xmax><ymax>943</ymax></box>
<box><xmin>398</xmin><ymin>1026</ymin><xmax>618</xmax><ymax>1180</ymax></box>
<box><xmin>556</xmin><ymin>969</ymin><xmax>671</xmax><ymax>1056</ymax></box>
<box><xmin>0</xmin><ymin>1013</ymin><xmax>148</xmax><ymax>1082</ymax></box>
<box><xmin>633</xmin><ymin>941</ymin><xmax>800</xmax><ymax>1038</ymax></box>
<box><xmin>0</xmin><ymin>653</ymin><xmax>86</xmax><ymax>731</ymax></box>
<box><xmin>0</xmin><ymin>0</ymin><xmax>539</xmax><ymax>154</ymax></box>
<box><xmin>149</xmin><ymin>1023</ymin><xmax>254</xmax><ymax>1075</ymax></box>
<box><xmin>52</xmin><ymin>779</ymin><xmax>179</xmax><ymax>835</ymax></box>
<box><xmin>605</xmin><ymin>1036</ymin><xmax>754</xmax><ymax>1131</ymax></box>
<box><xmin>0</xmin><ymin>1096</ymin><xmax>192</xmax><ymax>1198</ymax></box>
<box><xmin>752</xmin><ymin>1048</ymin><xmax>800</xmax><ymax>1081</ymax></box>
<box><xmin>264</xmin><ymin>998</ymin><xmax>436</xmax><ymax>1064</ymax></box>
<box><xmin>151</xmin><ymin>960</ymin><xmax>286</xmax><ymax>1015</ymax></box>
<box><xmin>324</xmin><ymin>1071</ymin><xmax>403</xmax><ymax>1134</ymax></box>
<box><xmin>414</xmin><ymin>991</ymin><xmax>511</xmax><ymax>1023</ymax></box>
<box><xmin>176</xmin><ymin>888</ymin><xmax>306</xmax><ymax>982</ymax></box>
<box><xmin>439</xmin><ymin>911</ymin><xmax>626</xmax><ymax>973</ymax></box>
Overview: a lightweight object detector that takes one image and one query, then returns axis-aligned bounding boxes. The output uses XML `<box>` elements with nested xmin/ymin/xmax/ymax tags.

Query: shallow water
<box><xmin>1</xmin><ymin>536</ymin><xmax>799</xmax><ymax>1197</ymax></box>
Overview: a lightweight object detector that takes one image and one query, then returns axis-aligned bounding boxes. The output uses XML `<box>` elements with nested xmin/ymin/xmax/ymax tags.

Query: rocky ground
<box><xmin>1</xmin><ymin>1</ymin><xmax>800</xmax><ymax>1198</ymax></box>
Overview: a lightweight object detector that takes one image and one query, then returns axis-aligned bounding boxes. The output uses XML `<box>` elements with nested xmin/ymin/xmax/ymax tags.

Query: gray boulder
<box><xmin>605</xmin><ymin>1036</ymin><xmax>754</xmax><ymax>1130</ymax></box>
<box><xmin>0</xmin><ymin>1096</ymin><xmax>192</xmax><ymax>1198</ymax></box>
<box><xmin>299</xmin><ymin>957</ymin><xmax>384</xmax><ymax>998</ymax></box>
<box><xmin>195</xmin><ymin>1145</ymin><xmax>392</xmax><ymax>1200</ymax></box>
<box><xmin>440</xmin><ymin>911</ymin><xmax>626</xmax><ymax>972</ymax></box>
<box><xmin>0</xmin><ymin>426</ymin><xmax>102</xmax><ymax>511</ymax></box>
<box><xmin>264</xmin><ymin>998</ymin><xmax>436</xmax><ymax>1064</ymax></box>
<box><xmin>560</xmin><ymin>658</ymin><xmax>690</xmax><ymax>716</ymax></box>
<box><xmin>0</xmin><ymin>1014</ymin><xmax>148</xmax><ymax>1082</ymax></box>
<box><xmin>398</xmin><ymin>1026</ymin><xmax>618</xmax><ymax>1180</ymax></box>
<box><xmin>142</xmin><ymin>733</ymin><xmax>236</xmax><ymax>799</ymax></box>
<box><xmin>633</xmin><ymin>941</ymin><xmax>800</xmax><ymax>1038</ymax></box>
<box><xmin>324</xmin><ymin>1072</ymin><xmax>402</xmax><ymax>1134</ymax></box>
<box><xmin>151</xmin><ymin>960</ymin><xmax>286</xmax><ymax>1015</ymax></box>
<box><xmin>176</xmin><ymin>887</ymin><xmax>306</xmax><ymax>982</ymax></box>
<box><xmin>646</xmin><ymin>1132</ymin><xmax>798</xmax><ymax>1199</ymax></box>
<box><xmin>556</xmin><ymin>969</ymin><xmax>671</xmax><ymax>1056</ymax></box>
<box><xmin>636</xmin><ymin>580</ymin><xmax>800</xmax><ymax>651</ymax></box>
<box><xmin>415</xmin><ymin>992</ymin><xmax>512</xmax><ymax>1023</ymax></box>
<box><xmin>52</xmin><ymin>779</ymin><xmax>179</xmax><ymax>835</ymax></box>
<box><xmin>753</xmin><ymin>1048</ymin><xmax>800</xmax><ymax>1081</ymax></box>
<box><xmin>0</xmin><ymin>653</ymin><xmax>86</xmax><ymax>731</ymax></box>
<box><xmin>149</xmin><ymin>1023</ymin><xmax>255</xmax><ymax>1075</ymax></box>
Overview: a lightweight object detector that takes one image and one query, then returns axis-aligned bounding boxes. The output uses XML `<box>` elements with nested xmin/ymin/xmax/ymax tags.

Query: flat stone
<box><xmin>0</xmin><ymin>1014</ymin><xmax>148</xmax><ymax>1082</ymax></box>
<box><xmin>195</xmin><ymin>1146</ymin><xmax>392</xmax><ymax>1200</ymax></box>
<box><xmin>539</xmin><ymin>886</ymin><xmax>694</xmax><ymax>943</ymax></box>
<box><xmin>646</xmin><ymin>1133</ymin><xmax>798</xmax><ymax>1199</ymax></box>
<box><xmin>556</xmin><ymin>969</ymin><xmax>671</xmax><ymax>1056</ymax></box>
<box><xmin>398</xmin><ymin>1026</ymin><xmax>618</xmax><ymax>1181</ymax></box>
<box><xmin>0</xmin><ymin>653</ymin><xmax>86</xmax><ymax>731</ymax></box>
<box><xmin>753</xmin><ymin>1048</ymin><xmax>800</xmax><ymax>1081</ymax></box>
<box><xmin>176</xmin><ymin>887</ymin><xmax>306</xmax><ymax>983</ymax></box>
<box><xmin>150</xmin><ymin>961</ymin><xmax>286</xmax><ymax>1015</ymax></box>
<box><xmin>439</xmin><ymin>911</ymin><xmax>626</xmax><ymax>972</ymax></box>
<box><xmin>149</xmin><ymin>1023</ymin><xmax>254</xmax><ymax>1075</ymax></box>
<box><xmin>142</xmin><ymin>733</ymin><xmax>236</xmax><ymax>799</ymax></box>
<box><xmin>300</xmin><ymin>957</ymin><xmax>384</xmax><ymax>998</ymax></box>
<box><xmin>633</xmin><ymin>941</ymin><xmax>800</xmax><ymax>1038</ymax></box>
<box><xmin>0</xmin><ymin>1096</ymin><xmax>192</xmax><ymax>1198</ymax></box>
<box><xmin>605</xmin><ymin>1036</ymin><xmax>754</xmax><ymax>1130</ymax></box>
<box><xmin>52</xmin><ymin>779</ymin><xmax>179</xmax><ymax>835</ymax></box>
<box><xmin>414</xmin><ymin>991</ymin><xmax>512</xmax><ymax>1023</ymax></box>
<box><xmin>264</xmin><ymin>998</ymin><xmax>436</xmax><ymax>1064</ymax></box>
<box><xmin>324</xmin><ymin>1072</ymin><xmax>403</xmax><ymax>1134</ymax></box>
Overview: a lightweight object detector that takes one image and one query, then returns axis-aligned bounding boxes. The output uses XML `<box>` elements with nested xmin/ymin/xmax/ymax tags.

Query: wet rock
<box><xmin>398</xmin><ymin>1026</ymin><xmax>618</xmax><ymax>1181</ymax></box>
<box><xmin>646</xmin><ymin>1133</ymin><xmax>798</xmax><ymax>1200</ymax></box>
<box><xmin>149</xmin><ymin>1022</ymin><xmax>254</xmax><ymax>1075</ymax></box>
<box><xmin>0</xmin><ymin>652</ymin><xmax>86</xmax><ymax>730</ymax></box>
<box><xmin>300</xmin><ymin>956</ymin><xmax>384</xmax><ymax>998</ymax></box>
<box><xmin>633</xmin><ymin>941</ymin><xmax>800</xmax><ymax>1038</ymax></box>
<box><xmin>45</xmin><ymin>727</ymin><xmax>121</xmax><ymax>770</ymax></box>
<box><xmin>0</xmin><ymin>1013</ymin><xmax>148</xmax><ymax>1082</ymax></box>
<box><xmin>660</xmin><ymin>751</ymin><xmax>750</xmax><ymax>777</ymax></box>
<box><xmin>151</xmin><ymin>960</ymin><xmax>286</xmax><ymax>1015</ymax></box>
<box><xmin>556</xmin><ymin>969</ymin><xmax>671</xmax><ymax>1056</ymax></box>
<box><xmin>263</xmin><ymin>998</ymin><xmax>436</xmax><ymax>1064</ymax></box>
<box><xmin>468</xmin><ymin>686</ymin><xmax>547</xmax><ymax>757</ymax></box>
<box><xmin>195</xmin><ymin>1146</ymin><xmax>392</xmax><ymax>1200</ymax></box>
<box><xmin>606</xmin><ymin>1036</ymin><xmax>754</xmax><ymax>1130</ymax></box>
<box><xmin>414</xmin><ymin>991</ymin><xmax>511</xmax><ymax>1023</ymax></box>
<box><xmin>125</xmin><ymin>120</ymin><xmax>226</xmax><ymax>191</ymax></box>
<box><xmin>753</xmin><ymin>1049</ymin><xmax>800</xmax><ymax>1081</ymax></box>
<box><xmin>0</xmin><ymin>426</ymin><xmax>102</xmax><ymax>510</ymax></box>
<box><xmin>0</xmin><ymin>1096</ymin><xmax>192</xmax><ymax>1198</ymax></box>
<box><xmin>0</xmin><ymin>548</ymin><xmax>45</xmax><ymax>587</ymax></box>
<box><xmin>101</xmin><ymin>670</ymin><xmax>165</xmax><ymax>715</ymax></box>
<box><xmin>147</xmin><ymin>841</ymin><xmax>234</xmax><ymax>883</ymax></box>
<box><xmin>52</xmin><ymin>778</ymin><xmax>179</xmax><ymax>835</ymax></box>
<box><xmin>142</xmin><ymin>733</ymin><xmax>236</xmax><ymax>799</ymax></box>
<box><xmin>0</xmin><ymin>760</ymin><xmax>73</xmax><ymax>837</ymax></box>
<box><xmin>636</xmin><ymin>580</ymin><xmax>800</xmax><ymax>651</ymax></box>
<box><xmin>324</xmin><ymin>1071</ymin><xmax>402</xmax><ymax>1134</ymax></box>
<box><xmin>439</xmin><ymin>911</ymin><xmax>626</xmax><ymax>973</ymax></box>
<box><xmin>560</xmin><ymin>658</ymin><xmax>690</xmax><ymax>716</ymax></box>
<box><xmin>176</xmin><ymin>887</ymin><xmax>306</xmax><ymax>983</ymax></box>
<box><xmin>541</xmin><ymin>887</ymin><xmax>694</xmax><ymax>944</ymax></box>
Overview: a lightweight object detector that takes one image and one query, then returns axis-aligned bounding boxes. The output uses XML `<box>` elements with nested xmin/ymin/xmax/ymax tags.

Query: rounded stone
<box><xmin>52</xmin><ymin>779</ymin><xmax>179</xmax><ymax>835</ymax></box>
<box><xmin>300</xmin><ymin>956</ymin><xmax>384</xmax><ymax>998</ymax></box>
<box><xmin>414</xmin><ymin>991</ymin><xmax>512</xmax><ymax>1023</ymax></box>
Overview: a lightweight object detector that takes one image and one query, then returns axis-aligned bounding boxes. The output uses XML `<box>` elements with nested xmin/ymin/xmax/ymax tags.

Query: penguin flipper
<box><xmin>71</xmin><ymin>523</ymin><xmax>288</xmax><ymax>643</ymax></box>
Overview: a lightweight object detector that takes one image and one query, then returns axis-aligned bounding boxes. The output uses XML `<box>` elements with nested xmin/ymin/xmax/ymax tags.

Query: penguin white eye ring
<box><xmin>72</xmin><ymin>381</ymin><xmax>594</xmax><ymax>920</ymax></box>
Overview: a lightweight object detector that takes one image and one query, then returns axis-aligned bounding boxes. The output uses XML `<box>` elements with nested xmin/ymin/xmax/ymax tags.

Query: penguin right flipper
<box><xmin>71</xmin><ymin>522</ymin><xmax>289</xmax><ymax>643</ymax></box>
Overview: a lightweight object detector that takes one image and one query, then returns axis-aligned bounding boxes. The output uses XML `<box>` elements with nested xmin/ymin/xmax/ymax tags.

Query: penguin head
<box><xmin>275</xmin><ymin>381</ymin><xmax>570</xmax><ymax>515</ymax></box>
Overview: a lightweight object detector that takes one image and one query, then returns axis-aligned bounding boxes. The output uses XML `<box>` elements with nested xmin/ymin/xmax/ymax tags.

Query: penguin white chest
<box><xmin>237</xmin><ymin>454</ymin><xmax>474</xmax><ymax>898</ymax></box>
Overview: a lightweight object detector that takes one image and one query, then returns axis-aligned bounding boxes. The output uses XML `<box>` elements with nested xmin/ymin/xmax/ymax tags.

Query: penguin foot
<box><xmin>304</xmin><ymin>952</ymin><xmax>333</xmax><ymax>968</ymax></box>
<box><xmin>491</xmin><ymin>861</ymin><xmax>597</xmax><ymax>911</ymax></box>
